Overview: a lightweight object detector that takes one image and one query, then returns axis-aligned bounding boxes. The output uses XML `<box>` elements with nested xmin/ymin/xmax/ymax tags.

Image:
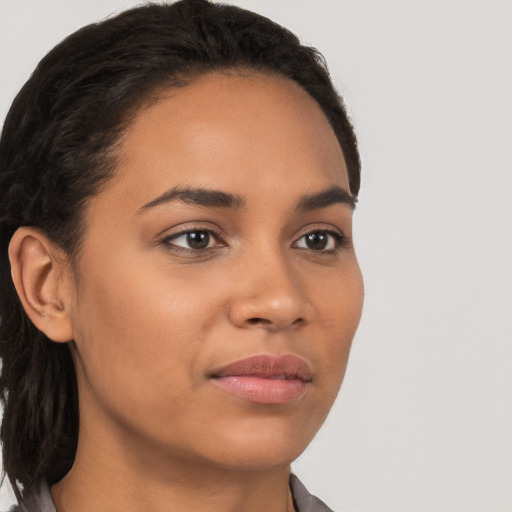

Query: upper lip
<box><xmin>210</xmin><ymin>354</ymin><xmax>313</xmax><ymax>382</ymax></box>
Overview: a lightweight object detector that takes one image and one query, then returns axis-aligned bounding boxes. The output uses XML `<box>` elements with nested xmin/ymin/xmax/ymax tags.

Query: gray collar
<box><xmin>12</xmin><ymin>474</ymin><xmax>334</xmax><ymax>512</ymax></box>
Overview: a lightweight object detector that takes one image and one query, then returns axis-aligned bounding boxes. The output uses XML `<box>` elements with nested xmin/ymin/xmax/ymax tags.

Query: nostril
<box><xmin>245</xmin><ymin>316</ymin><xmax>304</xmax><ymax>328</ymax></box>
<box><xmin>247</xmin><ymin>317</ymin><xmax>266</xmax><ymax>325</ymax></box>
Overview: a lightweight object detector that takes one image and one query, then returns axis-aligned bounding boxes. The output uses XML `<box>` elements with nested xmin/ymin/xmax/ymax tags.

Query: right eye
<box><xmin>162</xmin><ymin>229</ymin><xmax>224</xmax><ymax>251</ymax></box>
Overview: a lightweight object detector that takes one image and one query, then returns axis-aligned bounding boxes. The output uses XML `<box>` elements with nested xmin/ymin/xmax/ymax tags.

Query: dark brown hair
<box><xmin>0</xmin><ymin>0</ymin><xmax>360</xmax><ymax>500</ymax></box>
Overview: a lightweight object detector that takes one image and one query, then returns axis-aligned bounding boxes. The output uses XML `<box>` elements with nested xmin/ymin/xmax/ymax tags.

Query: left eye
<box><xmin>294</xmin><ymin>231</ymin><xmax>341</xmax><ymax>252</ymax></box>
<box><xmin>164</xmin><ymin>230</ymin><xmax>221</xmax><ymax>250</ymax></box>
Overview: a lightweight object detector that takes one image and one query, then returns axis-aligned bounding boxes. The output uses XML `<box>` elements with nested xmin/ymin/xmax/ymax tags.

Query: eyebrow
<box><xmin>295</xmin><ymin>186</ymin><xmax>356</xmax><ymax>212</ymax></box>
<box><xmin>137</xmin><ymin>184</ymin><xmax>356</xmax><ymax>215</ymax></box>
<box><xmin>137</xmin><ymin>186</ymin><xmax>245</xmax><ymax>214</ymax></box>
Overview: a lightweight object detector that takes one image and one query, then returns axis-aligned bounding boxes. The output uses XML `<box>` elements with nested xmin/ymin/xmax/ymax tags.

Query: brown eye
<box><xmin>295</xmin><ymin>230</ymin><xmax>341</xmax><ymax>252</ymax></box>
<box><xmin>184</xmin><ymin>231</ymin><xmax>210</xmax><ymax>250</ymax></box>
<box><xmin>165</xmin><ymin>230</ymin><xmax>218</xmax><ymax>251</ymax></box>
<box><xmin>305</xmin><ymin>232</ymin><xmax>328</xmax><ymax>250</ymax></box>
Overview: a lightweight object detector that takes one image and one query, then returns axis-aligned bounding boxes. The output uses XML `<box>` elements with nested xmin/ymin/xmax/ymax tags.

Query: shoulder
<box><xmin>290</xmin><ymin>474</ymin><xmax>336</xmax><ymax>512</ymax></box>
<box><xmin>7</xmin><ymin>481</ymin><xmax>56</xmax><ymax>512</ymax></box>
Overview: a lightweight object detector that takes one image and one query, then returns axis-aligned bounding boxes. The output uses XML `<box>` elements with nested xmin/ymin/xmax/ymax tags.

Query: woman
<box><xmin>0</xmin><ymin>1</ymin><xmax>363</xmax><ymax>511</ymax></box>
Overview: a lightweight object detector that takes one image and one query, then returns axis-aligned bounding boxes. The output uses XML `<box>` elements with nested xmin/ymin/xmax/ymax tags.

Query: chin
<box><xmin>193</xmin><ymin>414</ymin><xmax>321</xmax><ymax>471</ymax></box>
<box><xmin>206</xmin><ymin>442</ymin><xmax>305</xmax><ymax>472</ymax></box>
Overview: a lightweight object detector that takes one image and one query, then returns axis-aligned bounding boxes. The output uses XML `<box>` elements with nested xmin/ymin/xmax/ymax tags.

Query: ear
<box><xmin>8</xmin><ymin>227</ymin><xmax>74</xmax><ymax>343</ymax></box>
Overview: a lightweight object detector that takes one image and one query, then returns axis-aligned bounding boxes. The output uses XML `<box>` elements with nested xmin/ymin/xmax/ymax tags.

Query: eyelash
<box><xmin>159</xmin><ymin>227</ymin><xmax>346</xmax><ymax>255</ymax></box>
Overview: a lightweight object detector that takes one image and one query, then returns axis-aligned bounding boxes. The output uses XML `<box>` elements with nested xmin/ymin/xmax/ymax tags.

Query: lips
<box><xmin>210</xmin><ymin>354</ymin><xmax>312</xmax><ymax>404</ymax></box>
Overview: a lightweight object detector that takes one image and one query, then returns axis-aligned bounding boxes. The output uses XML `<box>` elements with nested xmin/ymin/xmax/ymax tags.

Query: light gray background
<box><xmin>1</xmin><ymin>1</ymin><xmax>511</xmax><ymax>511</ymax></box>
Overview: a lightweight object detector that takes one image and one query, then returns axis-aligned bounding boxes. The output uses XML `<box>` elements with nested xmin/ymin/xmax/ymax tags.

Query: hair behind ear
<box><xmin>0</xmin><ymin>297</ymin><xmax>78</xmax><ymax>498</ymax></box>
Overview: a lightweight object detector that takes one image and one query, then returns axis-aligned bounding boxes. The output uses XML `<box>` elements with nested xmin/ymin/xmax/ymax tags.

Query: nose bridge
<box><xmin>229</xmin><ymin>242</ymin><xmax>309</xmax><ymax>330</ymax></box>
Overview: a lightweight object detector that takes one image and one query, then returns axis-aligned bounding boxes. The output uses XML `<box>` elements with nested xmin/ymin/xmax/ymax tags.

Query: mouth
<box><xmin>209</xmin><ymin>354</ymin><xmax>313</xmax><ymax>404</ymax></box>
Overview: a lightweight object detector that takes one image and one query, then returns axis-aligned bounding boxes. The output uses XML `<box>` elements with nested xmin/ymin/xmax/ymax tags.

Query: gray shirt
<box><xmin>9</xmin><ymin>474</ymin><xmax>334</xmax><ymax>512</ymax></box>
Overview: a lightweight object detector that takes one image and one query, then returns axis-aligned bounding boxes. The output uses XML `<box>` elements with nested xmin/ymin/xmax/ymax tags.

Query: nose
<box><xmin>228</xmin><ymin>252</ymin><xmax>311</xmax><ymax>331</ymax></box>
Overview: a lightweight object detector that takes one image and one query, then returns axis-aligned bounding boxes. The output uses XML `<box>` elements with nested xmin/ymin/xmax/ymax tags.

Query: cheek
<box><xmin>332</xmin><ymin>266</ymin><xmax>364</xmax><ymax>343</ymax></box>
<box><xmin>313</xmin><ymin>263</ymin><xmax>364</xmax><ymax>383</ymax></box>
<box><xmin>70</xmin><ymin>254</ymin><xmax>221</xmax><ymax>404</ymax></box>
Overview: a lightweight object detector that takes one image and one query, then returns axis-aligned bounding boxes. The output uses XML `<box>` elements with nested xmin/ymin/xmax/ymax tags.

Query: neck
<box><xmin>51</xmin><ymin>423</ymin><xmax>296</xmax><ymax>512</ymax></box>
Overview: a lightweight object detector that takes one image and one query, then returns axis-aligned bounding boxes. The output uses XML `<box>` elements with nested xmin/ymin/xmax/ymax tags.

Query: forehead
<box><xmin>104</xmin><ymin>71</ymin><xmax>349</xmax><ymax>207</ymax></box>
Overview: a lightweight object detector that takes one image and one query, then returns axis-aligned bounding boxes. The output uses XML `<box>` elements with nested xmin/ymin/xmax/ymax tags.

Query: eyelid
<box><xmin>293</xmin><ymin>223</ymin><xmax>344</xmax><ymax>241</ymax></box>
<box><xmin>156</xmin><ymin>221</ymin><xmax>224</xmax><ymax>240</ymax></box>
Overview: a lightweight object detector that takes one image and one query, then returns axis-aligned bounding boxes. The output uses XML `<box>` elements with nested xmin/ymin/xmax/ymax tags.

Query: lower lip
<box><xmin>211</xmin><ymin>376</ymin><xmax>309</xmax><ymax>404</ymax></box>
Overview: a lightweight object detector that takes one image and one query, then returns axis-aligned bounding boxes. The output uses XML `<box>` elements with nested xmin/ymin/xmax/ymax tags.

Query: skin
<box><xmin>10</xmin><ymin>72</ymin><xmax>363</xmax><ymax>512</ymax></box>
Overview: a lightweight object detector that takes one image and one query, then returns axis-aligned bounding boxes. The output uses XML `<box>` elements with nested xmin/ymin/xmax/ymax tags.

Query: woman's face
<box><xmin>68</xmin><ymin>72</ymin><xmax>364</xmax><ymax>471</ymax></box>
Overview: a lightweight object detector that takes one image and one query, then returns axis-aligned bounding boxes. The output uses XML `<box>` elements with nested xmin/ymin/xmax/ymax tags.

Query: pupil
<box><xmin>306</xmin><ymin>232</ymin><xmax>328</xmax><ymax>250</ymax></box>
<box><xmin>187</xmin><ymin>231</ymin><xmax>210</xmax><ymax>249</ymax></box>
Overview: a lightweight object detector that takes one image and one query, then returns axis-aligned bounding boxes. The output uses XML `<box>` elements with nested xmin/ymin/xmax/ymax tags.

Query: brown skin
<box><xmin>9</xmin><ymin>72</ymin><xmax>364</xmax><ymax>512</ymax></box>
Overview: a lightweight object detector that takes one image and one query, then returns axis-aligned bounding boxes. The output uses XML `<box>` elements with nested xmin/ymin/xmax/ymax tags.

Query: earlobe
<box><xmin>8</xmin><ymin>227</ymin><xmax>74</xmax><ymax>343</ymax></box>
